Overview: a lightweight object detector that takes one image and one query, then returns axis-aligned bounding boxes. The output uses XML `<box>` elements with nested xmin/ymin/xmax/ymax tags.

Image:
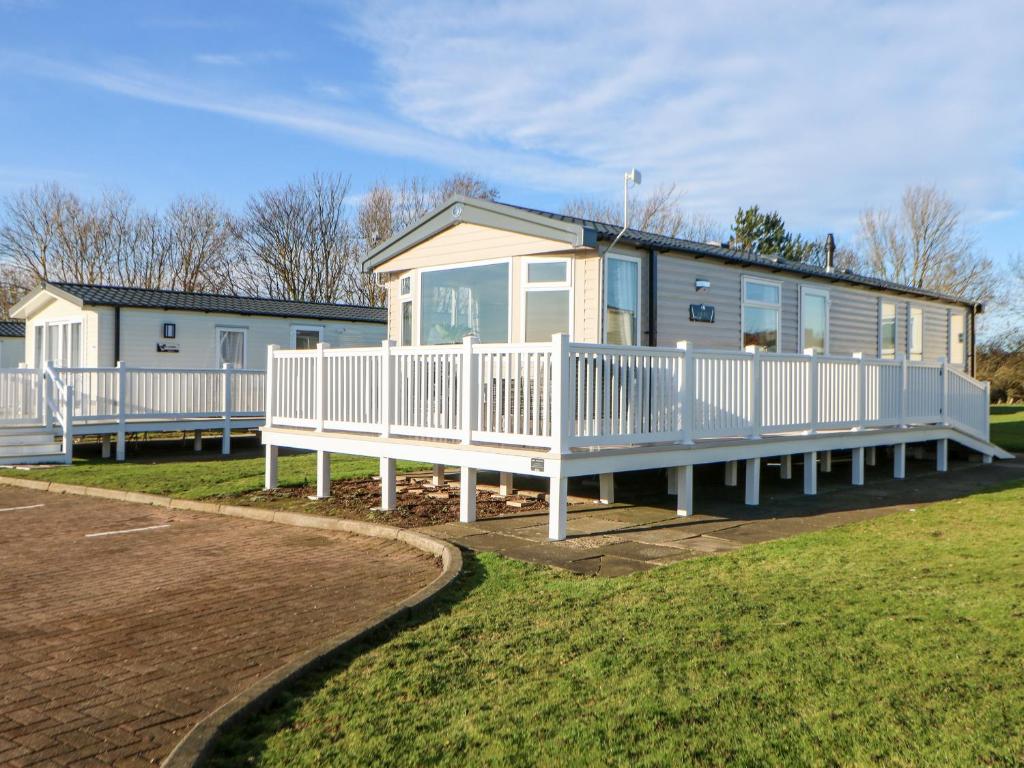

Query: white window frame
<box><xmin>416</xmin><ymin>257</ymin><xmax>513</xmax><ymax>345</ymax></box>
<box><xmin>741</xmin><ymin>275</ymin><xmax>782</xmax><ymax>352</ymax></box>
<box><xmin>37</xmin><ymin>318</ymin><xmax>84</xmax><ymax>368</ymax></box>
<box><xmin>603</xmin><ymin>252</ymin><xmax>642</xmax><ymax>345</ymax></box>
<box><xmin>216</xmin><ymin>326</ymin><xmax>248</xmax><ymax>368</ymax></box>
<box><xmin>290</xmin><ymin>324</ymin><xmax>325</xmax><ymax>349</ymax></box>
<box><xmin>520</xmin><ymin>258</ymin><xmax>573</xmax><ymax>342</ymax></box>
<box><xmin>799</xmin><ymin>285</ymin><xmax>830</xmax><ymax>355</ymax></box>
<box><xmin>879</xmin><ymin>300</ymin><xmax>897</xmax><ymax>359</ymax></box>
<box><xmin>907</xmin><ymin>304</ymin><xmax>924</xmax><ymax>361</ymax></box>
<box><xmin>399</xmin><ymin>273</ymin><xmax>414</xmax><ymax>346</ymax></box>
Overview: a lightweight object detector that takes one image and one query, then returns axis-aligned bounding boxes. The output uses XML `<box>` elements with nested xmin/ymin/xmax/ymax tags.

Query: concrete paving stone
<box><xmin>585</xmin><ymin>540</ymin><xmax>692</xmax><ymax>562</ymax></box>
<box><xmin>469</xmin><ymin>513</ymin><xmax>548</xmax><ymax>531</ymax></box>
<box><xmin>582</xmin><ymin>507</ymin><xmax>679</xmax><ymax>525</ymax></box>
<box><xmin>565</xmin><ymin>516</ymin><xmax>638</xmax><ymax>533</ymax></box>
<box><xmin>673</xmin><ymin>535</ymin><xmax>746</xmax><ymax>554</ymax></box>
<box><xmin>597</xmin><ymin>556</ymin><xmax>658</xmax><ymax>577</ymax></box>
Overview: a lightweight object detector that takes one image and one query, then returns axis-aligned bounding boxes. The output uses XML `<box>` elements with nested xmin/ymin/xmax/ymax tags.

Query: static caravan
<box><xmin>0</xmin><ymin>320</ymin><xmax>25</xmax><ymax>368</ymax></box>
<box><xmin>258</xmin><ymin>195</ymin><xmax>1006</xmax><ymax>542</ymax></box>
<box><xmin>11</xmin><ymin>282</ymin><xmax>386</xmax><ymax>369</ymax></box>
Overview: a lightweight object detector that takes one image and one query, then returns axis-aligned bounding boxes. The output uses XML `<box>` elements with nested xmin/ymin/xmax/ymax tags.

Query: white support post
<box><xmin>193</xmin><ymin>429</ymin><xmax>202</xmax><ymax>451</ymax></box>
<box><xmin>747</xmin><ymin>347</ymin><xmax>762</xmax><ymax>439</ymax></box>
<box><xmin>780</xmin><ymin>454</ymin><xmax>792</xmax><ymax>480</ymax></box>
<box><xmin>265</xmin><ymin>344</ymin><xmax>279</xmax><ymax>430</ymax></box>
<box><xmin>499</xmin><ymin>472</ymin><xmax>513</xmax><ymax>497</ymax></box>
<box><xmin>101</xmin><ymin>435</ymin><xmax>112</xmax><ymax>459</ymax></box>
<box><xmin>938</xmin><ymin>357</ymin><xmax>949</xmax><ymax>425</ymax></box>
<box><xmin>866</xmin><ymin>446</ymin><xmax>877</xmax><ymax>466</ymax></box>
<box><xmin>380</xmin><ymin>339</ymin><xmax>394</xmax><ymax>438</ymax></box>
<box><xmin>821</xmin><ymin>450</ymin><xmax>833</xmax><ymax>473</ymax></box>
<box><xmin>550</xmin><ymin>333</ymin><xmax>571</xmax><ymax>454</ymax></box>
<box><xmin>116</xmin><ymin>361</ymin><xmax>127</xmax><ymax>462</ymax></box>
<box><xmin>316</xmin><ymin>342</ymin><xmax>328</xmax><ymax>432</ymax></box>
<box><xmin>898</xmin><ymin>354</ymin><xmax>909</xmax><ymax>427</ymax></box>
<box><xmin>380</xmin><ymin>457</ymin><xmax>396</xmax><ymax>510</ymax></box>
<box><xmin>676</xmin><ymin>465</ymin><xmax>694</xmax><ymax>517</ymax></box>
<box><xmin>852</xmin><ymin>447</ymin><xmax>865</xmax><ymax>486</ymax></box>
<box><xmin>548</xmin><ymin>475</ymin><xmax>568</xmax><ymax>541</ymax></box>
<box><xmin>853</xmin><ymin>352</ymin><xmax>866</xmax><ymax>429</ymax></box>
<box><xmin>803</xmin><ymin>451</ymin><xmax>818</xmax><ymax>495</ymax></box>
<box><xmin>264</xmin><ymin>444</ymin><xmax>278</xmax><ymax>489</ymax></box>
<box><xmin>894</xmin><ymin>443</ymin><xmax>906</xmax><ymax>479</ymax></box>
<box><xmin>316</xmin><ymin>450</ymin><xmax>331</xmax><ymax>499</ymax></box>
<box><xmin>62</xmin><ymin>384</ymin><xmax>74</xmax><ymax>461</ymax></box>
<box><xmin>724</xmin><ymin>460</ymin><xmax>738</xmax><ymax>487</ymax></box>
<box><xmin>432</xmin><ymin>464</ymin><xmax>446</xmax><ymax>487</ymax></box>
<box><xmin>459</xmin><ymin>465</ymin><xmax>477</xmax><ymax>523</ymax></box>
<box><xmin>982</xmin><ymin>453</ymin><xmax>993</xmax><ymax>464</ymax></box>
<box><xmin>676</xmin><ymin>341</ymin><xmax>694</xmax><ymax>444</ymax></box>
<box><xmin>221</xmin><ymin>362</ymin><xmax>233</xmax><ymax>455</ymax></box>
<box><xmin>805</xmin><ymin>348</ymin><xmax>818</xmax><ymax>434</ymax></box>
<box><xmin>744</xmin><ymin>458</ymin><xmax>760</xmax><ymax>506</ymax></box>
<box><xmin>461</xmin><ymin>336</ymin><xmax>477</xmax><ymax>445</ymax></box>
<box><xmin>599</xmin><ymin>473</ymin><xmax>615</xmax><ymax>505</ymax></box>
<box><xmin>936</xmin><ymin>438</ymin><xmax>948</xmax><ymax>472</ymax></box>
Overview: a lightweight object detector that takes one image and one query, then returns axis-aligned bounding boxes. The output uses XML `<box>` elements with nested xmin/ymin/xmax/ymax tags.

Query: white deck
<box><xmin>260</xmin><ymin>336</ymin><xmax>1009</xmax><ymax>540</ymax></box>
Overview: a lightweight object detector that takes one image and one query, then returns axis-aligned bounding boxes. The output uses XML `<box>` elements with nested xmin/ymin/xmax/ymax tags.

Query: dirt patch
<box><xmin>237</xmin><ymin>473</ymin><xmax>550</xmax><ymax>528</ymax></box>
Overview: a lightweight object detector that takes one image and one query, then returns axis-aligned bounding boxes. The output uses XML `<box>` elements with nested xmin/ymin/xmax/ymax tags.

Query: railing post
<box><xmin>63</xmin><ymin>383</ymin><xmax>74</xmax><ymax>462</ymax></box>
<box><xmin>853</xmin><ymin>352</ymin><xmax>865</xmax><ymax>430</ymax></box>
<box><xmin>984</xmin><ymin>381</ymin><xmax>991</xmax><ymax>442</ymax></box>
<box><xmin>221</xmin><ymin>362</ymin><xmax>232</xmax><ymax>455</ymax></box>
<box><xmin>265</xmin><ymin>344</ymin><xmax>279</xmax><ymax>429</ymax></box>
<box><xmin>938</xmin><ymin>356</ymin><xmax>948</xmax><ymax>426</ymax></box>
<box><xmin>380</xmin><ymin>339</ymin><xmax>394</xmax><ymax>438</ymax></box>
<box><xmin>676</xmin><ymin>340</ymin><xmax>694</xmax><ymax>444</ymax></box>
<box><xmin>898</xmin><ymin>353</ymin><xmax>908</xmax><ymax>427</ymax></box>
<box><xmin>461</xmin><ymin>335</ymin><xmax>477</xmax><ymax>445</ymax></box>
<box><xmin>316</xmin><ymin>342</ymin><xmax>328</xmax><ymax>432</ymax></box>
<box><xmin>804</xmin><ymin>348</ymin><xmax>817</xmax><ymax>434</ymax></box>
<box><xmin>44</xmin><ymin>361</ymin><xmax>54</xmax><ymax>429</ymax></box>
<box><xmin>550</xmin><ymin>333</ymin><xmax>571</xmax><ymax>454</ymax></box>
<box><xmin>116</xmin><ymin>361</ymin><xmax>127</xmax><ymax>461</ymax></box>
<box><xmin>745</xmin><ymin>345</ymin><xmax>761</xmax><ymax>439</ymax></box>
<box><xmin>38</xmin><ymin>367</ymin><xmax>46</xmax><ymax>427</ymax></box>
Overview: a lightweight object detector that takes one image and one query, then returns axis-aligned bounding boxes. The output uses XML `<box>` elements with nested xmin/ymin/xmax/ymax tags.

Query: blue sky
<box><xmin>1</xmin><ymin>0</ymin><xmax>1022</xmax><ymax>269</ymax></box>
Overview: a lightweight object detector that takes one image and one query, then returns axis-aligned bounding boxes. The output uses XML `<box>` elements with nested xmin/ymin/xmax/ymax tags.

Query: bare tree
<box><xmin>0</xmin><ymin>264</ymin><xmax>30</xmax><ymax>318</ymax></box>
<box><xmin>562</xmin><ymin>183</ymin><xmax>724</xmax><ymax>243</ymax></box>
<box><xmin>164</xmin><ymin>196</ymin><xmax>236</xmax><ymax>292</ymax></box>
<box><xmin>856</xmin><ymin>185</ymin><xmax>996</xmax><ymax>302</ymax></box>
<box><xmin>234</xmin><ymin>173</ymin><xmax>353</xmax><ymax>302</ymax></box>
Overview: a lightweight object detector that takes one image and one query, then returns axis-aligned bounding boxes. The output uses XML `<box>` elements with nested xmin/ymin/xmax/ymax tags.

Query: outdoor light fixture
<box><xmin>695</xmin><ymin>278</ymin><xmax>711</xmax><ymax>291</ymax></box>
<box><xmin>163</xmin><ymin>323</ymin><xmax>176</xmax><ymax>339</ymax></box>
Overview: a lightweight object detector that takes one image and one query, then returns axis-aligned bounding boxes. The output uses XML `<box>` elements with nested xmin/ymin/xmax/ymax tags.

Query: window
<box><xmin>217</xmin><ymin>328</ymin><xmax>246</xmax><ymax>367</ymax></box>
<box><xmin>523</xmin><ymin>259</ymin><xmax>571</xmax><ymax>342</ymax></box>
<box><xmin>291</xmin><ymin>326</ymin><xmax>323</xmax><ymax>350</ymax></box>
<box><xmin>949</xmin><ymin>312</ymin><xmax>965</xmax><ymax>367</ymax></box>
<box><xmin>605</xmin><ymin>255</ymin><xmax>640</xmax><ymax>345</ymax></box>
<box><xmin>800</xmin><ymin>287</ymin><xmax>829</xmax><ymax>355</ymax></box>
<box><xmin>908</xmin><ymin>306</ymin><xmax>923</xmax><ymax>361</ymax></box>
<box><xmin>880</xmin><ymin>301</ymin><xmax>897</xmax><ymax>359</ymax></box>
<box><xmin>399</xmin><ymin>273</ymin><xmax>413</xmax><ymax>346</ymax></box>
<box><xmin>742</xmin><ymin>277</ymin><xmax>781</xmax><ymax>352</ymax></box>
<box><xmin>37</xmin><ymin>320</ymin><xmax>82</xmax><ymax>368</ymax></box>
<box><xmin>420</xmin><ymin>262</ymin><xmax>509</xmax><ymax>344</ymax></box>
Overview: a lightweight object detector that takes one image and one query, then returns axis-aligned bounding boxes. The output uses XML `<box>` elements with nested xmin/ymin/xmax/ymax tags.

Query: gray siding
<box><xmin>829</xmin><ymin>288</ymin><xmax>879</xmax><ymax>356</ymax></box>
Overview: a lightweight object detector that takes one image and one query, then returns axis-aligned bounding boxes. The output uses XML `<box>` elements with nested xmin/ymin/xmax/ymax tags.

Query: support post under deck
<box><xmin>499</xmin><ymin>472</ymin><xmax>513</xmax><ymax>497</ymax></box>
<box><xmin>459</xmin><ymin>466</ymin><xmax>477</xmax><ymax>523</ymax></box>
<box><xmin>549</xmin><ymin>475</ymin><xmax>568</xmax><ymax>540</ymax></box>
<box><xmin>315</xmin><ymin>450</ymin><xmax>331</xmax><ymax>498</ymax></box>
<box><xmin>264</xmin><ymin>445</ymin><xmax>278</xmax><ymax>490</ymax></box>
<box><xmin>780</xmin><ymin>455</ymin><xmax>792</xmax><ymax>480</ymax></box>
<box><xmin>745</xmin><ymin>459</ymin><xmax>760</xmax><ymax>506</ymax></box>
<box><xmin>821</xmin><ymin>450</ymin><xmax>833</xmax><ymax>473</ymax></box>
<box><xmin>380</xmin><ymin>457</ymin><xmax>396</xmax><ymax>511</ymax></box>
<box><xmin>676</xmin><ymin>466</ymin><xmax>693</xmax><ymax>517</ymax></box>
<box><xmin>866</xmin><ymin>446</ymin><xmax>877</xmax><ymax>466</ymax></box>
<box><xmin>724</xmin><ymin>460</ymin><xmax>738</xmax><ymax>487</ymax></box>
<box><xmin>936</xmin><ymin>439</ymin><xmax>948</xmax><ymax>472</ymax></box>
<box><xmin>803</xmin><ymin>451</ymin><xmax>818</xmax><ymax>495</ymax></box>
<box><xmin>432</xmin><ymin>464</ymin><xmax>445</xmax><ymax>487</ymax></box>
<box><xmin>851</xmin><ymin>447</ymin><xmax>865</xmax><ymax>486</ymax></box>
<box><xmin>894</xmin><ymin>443</ymin><xmax>906</xmax><ymax>479</ymax></box>
<box><xmin>599</xmin><ymin>473</ymin><xmax>614</xmax><ymax>505</ymax></box>
<box><xmin>101</xmin><ymin>435</ymin><xmax>111</xmax><ymax>459</ymax></box>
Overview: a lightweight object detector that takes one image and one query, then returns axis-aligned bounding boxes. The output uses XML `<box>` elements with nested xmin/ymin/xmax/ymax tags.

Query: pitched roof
<box><xmin>0</xmin><ymin>320</ymin><xmax>24</xmax><ymax>337</ymax></box>
<box><xmin>47</xmin><ymin>283</ymin><xmax>386</xmax><ymax>323</ymax></box>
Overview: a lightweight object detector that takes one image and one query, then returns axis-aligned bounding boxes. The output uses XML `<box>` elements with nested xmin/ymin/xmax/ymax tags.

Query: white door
<box><xmin>949</xmin><ymin>312</ymin><xmax>966</xmax><ymax>368</ymax></box>
<box><xmin>800</xmin><ymin>287</ymin><xmax>829</xmax><ymax>355</ymax></box>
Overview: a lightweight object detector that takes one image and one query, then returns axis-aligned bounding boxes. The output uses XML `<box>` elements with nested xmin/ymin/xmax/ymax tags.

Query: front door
<box><xmin>800</xmin><ymin>287</ymin><xmax>829</xmax><ymax>355</ymax></box>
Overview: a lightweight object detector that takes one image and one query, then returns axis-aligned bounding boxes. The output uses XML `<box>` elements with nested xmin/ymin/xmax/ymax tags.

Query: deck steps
<box><xmin>0</xmin><ymin>426</ymin><xmax>65</xmax><ymax>465</ymax></box>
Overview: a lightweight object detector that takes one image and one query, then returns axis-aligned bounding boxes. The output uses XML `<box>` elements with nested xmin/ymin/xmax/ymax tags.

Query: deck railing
<box><xmin>265</xmin><ymin>336</ymin><xmax>993</xmax><ymax>453</ymax></box>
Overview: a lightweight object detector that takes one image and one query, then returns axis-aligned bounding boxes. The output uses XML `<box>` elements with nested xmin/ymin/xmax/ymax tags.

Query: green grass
<box><xmin>210</xmin><ymin>480</ymin><xmax>1024</xmax><ymax>767</ymax></box>
<box><xmin>0</xmin><ymin>443</ymin><xmax>425</xmax><ymax>500</ymax></box>
<box><xmin>991</xmin><ymin>405</ymin><xmax>1024</xmax><ymax>453</ymax></box>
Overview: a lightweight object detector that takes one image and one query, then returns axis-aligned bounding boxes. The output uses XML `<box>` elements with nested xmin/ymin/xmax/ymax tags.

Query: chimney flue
<box><xmin>825</xmin><ymin>233</ymin><xmax>836</xmax><ymax>273</ymax></box>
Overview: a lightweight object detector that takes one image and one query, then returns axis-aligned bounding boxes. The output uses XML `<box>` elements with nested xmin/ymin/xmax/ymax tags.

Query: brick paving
<box><xmin>0</xmin><ymin>488</ymin><xmax>440</xmax><ymax>767</ymax></box>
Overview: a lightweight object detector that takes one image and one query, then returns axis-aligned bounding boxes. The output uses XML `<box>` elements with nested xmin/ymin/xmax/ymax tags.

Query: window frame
<box><xmin>416</xmin><ymin>257</ymin><xmax>512</xmax><ymax>345</ymax></box>
<box><xmin>799</xmin><ymin>285</ymin><xmax>830</xmax><ymax>355</ymax></box>
<box><xmin>741</xmin><ymin>275</ymin><xmax>782</xmax><ymax>352</ymax></box>
<box><xmin>521</xmin><ymin>257</ymin><xmax>573</xmax><ymax>342</ymax></box>
<box><xmin>908</xmin><ymin>304</ymin><xmax>924</xmax><ymax>361</ymax></box>
<box><xmin>399</xmin><ymin>273</ymin><xmax>414</xmax><ymax>346</ymax></box>
<box><xmin>879</xmin><ymin>300</ymin><xmax>898</xmax><ymax>359</ymax></box>
<box><xmin>603</xmin><ymin>252</ymin><xmax>642</xmax><ymax>346</ymax></box>
<box><xmin>36</xmin><ymin>318</ymin><xmax>84</xmax><ymax>368</ymax></box>
<box><xmin>290</xmin><ymin>324</ymin><xmax>324</xmax><ymax>350</ymax></box>
<box><xmin>216</xmin><ymin>326</ymin><xmax>248</xmax><ymax>368</ymax></box>
<box><xmin>948</xmin><ymin>309</ymin><xmax>966</xmax><ymax>368</ymax></box>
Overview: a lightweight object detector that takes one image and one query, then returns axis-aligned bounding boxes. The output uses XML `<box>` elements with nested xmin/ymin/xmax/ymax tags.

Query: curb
<box><xmin>0</xmin><ymin>475</ymin><xmax>463</xmax><ymax>768</ymax></box>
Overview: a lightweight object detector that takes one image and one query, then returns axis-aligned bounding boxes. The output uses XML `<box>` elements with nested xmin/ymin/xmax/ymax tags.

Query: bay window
<box><xmin>420</xmin><ymin>262</ymin><xmax>509</xmax><ymax>344</ymax></box>
<box><xmin>605</xmin><ymin>255</ymin><xmax>640</xmax><ymax>345</ymax></box>
<box><xmin>523</xmin><ymin>259</ymin><xmax>570</xmax><ymax>342</ymax></box>
<box><xmin>742</xmin><ymin>276</ymin><xmax>781</xmax><ymax>352</ymax></box>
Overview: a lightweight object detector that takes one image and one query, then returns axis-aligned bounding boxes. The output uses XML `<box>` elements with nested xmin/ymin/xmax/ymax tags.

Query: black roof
<box><xmin>504</xmin><ymin>203</ymin><xmax>979</xmax><ymax>307</ymax></box>
<box><xmin>49</xmin><ymin>283</ymin><xmax>386</xmax><ymax>323</ymax></box>
<box><xmin>0</xmin><ymin>320</ymin><xmax>24</xmax><ymax>337</ymax></box>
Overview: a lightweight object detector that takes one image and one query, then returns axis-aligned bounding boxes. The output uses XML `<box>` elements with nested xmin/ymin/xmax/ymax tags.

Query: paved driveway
<box><xmin>0</xmin><ymin>488</ymin><xmax>440</xmax><ymax>767</ymax></box>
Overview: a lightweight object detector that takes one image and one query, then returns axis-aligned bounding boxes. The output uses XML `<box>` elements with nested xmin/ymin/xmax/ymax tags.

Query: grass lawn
<box><xmin>990</xmin><ymin>405</ymin><xmax>1024</xmax><ymax>453</ymax></box>
<box><xmin>209</xmin><ymin>479</ymin><xmax>1024</xmax><ymax>767</ymax></box>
